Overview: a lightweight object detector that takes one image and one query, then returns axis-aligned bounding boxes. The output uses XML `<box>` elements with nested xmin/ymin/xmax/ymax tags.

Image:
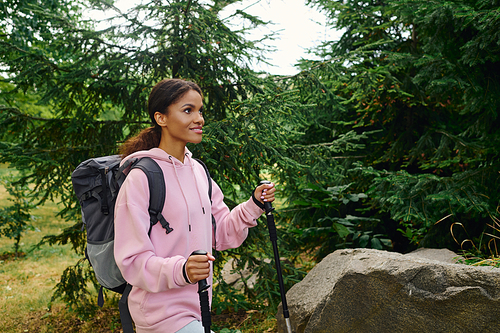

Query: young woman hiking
<box><xmin>114</xmin><ymin>78</ymin><xmax>275</xmax><ymax>333</ymax></box>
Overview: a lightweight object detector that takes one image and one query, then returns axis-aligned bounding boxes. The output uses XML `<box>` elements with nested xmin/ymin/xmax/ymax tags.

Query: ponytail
<box><xmin>120</xmin><ymin>126</ymin><xmax>162</xmax><ymax>158</ymax></box>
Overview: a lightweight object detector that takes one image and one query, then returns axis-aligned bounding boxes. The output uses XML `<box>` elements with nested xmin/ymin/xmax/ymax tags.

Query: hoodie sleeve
<box><xmin>114</xmin><ymin>168</ymin><xmax>189</xmax><ymax>293</ymax></box>
<box><xmin>210</xmin><ymin>180</ymin><xmax>264</xmax><ymax>251</ymax></box>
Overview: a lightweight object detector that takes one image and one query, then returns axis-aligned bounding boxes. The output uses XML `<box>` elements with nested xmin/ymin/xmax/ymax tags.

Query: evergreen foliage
<box><xmin>0</xmin><ymin>173</ymin><xmax>36</xmax><ymax>256</ymax></box>
<box><xmin>2</xmin><ymin>0</ymin><xmax>500</xmax><ymax>324</ymax></box>
<box><xmin>291</xmin><ymin>0</ymin><xmax>500</xmax><ymax>256</ymax></box>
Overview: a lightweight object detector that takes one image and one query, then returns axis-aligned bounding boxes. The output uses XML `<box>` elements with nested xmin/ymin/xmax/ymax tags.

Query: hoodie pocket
<box><xmin>140</xmin><ymin>290</ymin><xmax>176</xmax><ymax>327</ymax></box>
<box><xmin>139</xmin><ymin>290</ymin><xmax>154</xmax><ymax>326</ymax></box>
<box><xmin>126</xmin><ymin>288</ymin><xmax>149</xmax><ymax>328</ymax></box>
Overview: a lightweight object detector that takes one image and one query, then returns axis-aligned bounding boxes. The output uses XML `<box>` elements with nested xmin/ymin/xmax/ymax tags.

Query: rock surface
<box><xmin>276</xmin><ymin>248</ymin><xmax>500</xmax><ymax>333</ymax></box>
<box><xmin>219</xmin><ymin>258</ymin><xmax>257</xmax><ymax>290</ymax></box>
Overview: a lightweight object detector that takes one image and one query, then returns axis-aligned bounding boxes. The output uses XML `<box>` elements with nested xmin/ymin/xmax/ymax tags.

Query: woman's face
<box><xmin>162</xmin><ymin>89</ymin><xmax>204</xmax><ymax>145</ymax></box>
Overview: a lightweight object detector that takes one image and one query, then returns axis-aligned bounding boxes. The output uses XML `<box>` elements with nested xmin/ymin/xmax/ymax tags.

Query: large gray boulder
<box><xmin>277</xmin><ymin>248</ymin><xmax>500</xmax><ymax>333</ymax></box>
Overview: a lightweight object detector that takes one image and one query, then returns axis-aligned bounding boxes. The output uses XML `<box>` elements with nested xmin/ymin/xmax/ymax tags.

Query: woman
<box><xmin>114</xmin><ymin>78</ymin><xmax>275</xmax><ymax>333</ymax></box>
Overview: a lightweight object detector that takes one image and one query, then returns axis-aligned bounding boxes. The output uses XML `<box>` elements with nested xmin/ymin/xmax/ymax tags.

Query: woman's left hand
<box><xmin>254</xmin><ymin>182</ymin><xmax>276</xmax><ymax>205</ymax></box>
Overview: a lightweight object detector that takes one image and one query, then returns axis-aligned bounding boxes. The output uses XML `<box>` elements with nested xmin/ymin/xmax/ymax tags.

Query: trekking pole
<box><xmin>259</xmin><ymin>181</ymin><xmax>292</xmax><ymax>333</ymax></box>
<box><xmin>190</xmin><ymin>250</ymin><xmax>211</xmax><ymax>333</ymax></box>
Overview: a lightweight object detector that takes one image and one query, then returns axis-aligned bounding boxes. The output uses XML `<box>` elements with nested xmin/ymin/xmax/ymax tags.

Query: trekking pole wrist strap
<box><xmin>252</xmin><ymin>188</ymin><xmax>265</xmax><ymax>210</ymax></box>
<box><xmin>182</xmin><ymin>261</ymin><xmax>192</xmax><ymax>284</ymax></box>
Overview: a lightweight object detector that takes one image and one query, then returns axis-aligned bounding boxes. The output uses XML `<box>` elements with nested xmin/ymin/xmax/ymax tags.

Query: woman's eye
<box><xmin>183</xmin><ymin>107</ymin><xmax>203</xmax><ymax>115</ymax></box>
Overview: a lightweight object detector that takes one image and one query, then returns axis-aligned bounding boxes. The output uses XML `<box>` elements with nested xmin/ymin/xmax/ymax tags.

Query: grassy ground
<box><xmin>0</xmin><ymin>165</ymin><xmax>277</xmax><ymax>332</ymax></box>
<box><xmin>0</xmin><ymin>165</ymin><xmax>81</xmax><ymax>332</ymax></box>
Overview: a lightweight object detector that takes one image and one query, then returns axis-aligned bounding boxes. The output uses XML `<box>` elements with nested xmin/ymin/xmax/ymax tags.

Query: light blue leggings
<box><xmin>175</xmin><ymin>320</ymin><xmax>214</xmax><ymax>333</ymax></box>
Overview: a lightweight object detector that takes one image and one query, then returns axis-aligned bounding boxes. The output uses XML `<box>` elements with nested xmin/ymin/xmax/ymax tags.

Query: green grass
<box><xmin>0</xmin><ymin>164</ymin><xmax>14</xmax><ymax>179</ymax></box>
<box><xmin>0</xmin><ymin>169</ymin><xmax>82</xmax><ymax>332</ymax></box>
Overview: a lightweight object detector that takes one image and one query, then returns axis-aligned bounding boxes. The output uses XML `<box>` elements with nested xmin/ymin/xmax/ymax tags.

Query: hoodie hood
<box><xmin>121</xmin><ymin>147</ymin><xmax>192</xmax><ymax>167</ymax></box>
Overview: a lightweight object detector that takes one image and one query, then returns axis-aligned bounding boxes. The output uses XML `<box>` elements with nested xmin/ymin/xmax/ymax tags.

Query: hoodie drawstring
<box><xmin>169</xmin><ymin>153</ymin><xmax>207</xmax><ymax>232</ymax></box>
<box><xmin>170</xmin><ymin>155</ymin><xmax>192</xmax><ymax>231</ymax></box>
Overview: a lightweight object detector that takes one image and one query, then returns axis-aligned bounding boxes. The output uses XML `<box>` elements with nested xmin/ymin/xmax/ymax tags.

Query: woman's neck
<box><xmin>158</xmin><ymin>139</ymin><xmax>186</xmax><ymax>163</ymax></box>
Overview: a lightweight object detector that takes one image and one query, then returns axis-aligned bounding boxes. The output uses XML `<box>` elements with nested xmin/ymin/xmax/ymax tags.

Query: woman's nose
<box><xmin>195</xmin><ymin>112</ymin><xmax>204</xmax><ymax>124</ymax></box>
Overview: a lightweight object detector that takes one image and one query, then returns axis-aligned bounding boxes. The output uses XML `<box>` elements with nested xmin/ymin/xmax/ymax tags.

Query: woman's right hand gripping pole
<box><xmin>185</xmin><ymin>251</ymin><xmax>216</xmax><ymax>284</ymax></box>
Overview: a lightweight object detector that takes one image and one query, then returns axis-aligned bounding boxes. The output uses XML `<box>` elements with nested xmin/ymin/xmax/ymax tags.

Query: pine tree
<box><xmin>292</xmin><ymin>0</ymin><xmax>500</xmax><ymax>255</ymax></box>
<box><xmin>1</xmin><ymin>0</ymin><xmax>305</xmax><ymax>315</ymax></box>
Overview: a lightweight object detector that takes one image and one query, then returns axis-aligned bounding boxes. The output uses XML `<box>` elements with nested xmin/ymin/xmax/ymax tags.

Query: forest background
<box><xmin>1</xmin><ymin>0</ymin><xmax>500</xmax><ymax>331</ymax></box>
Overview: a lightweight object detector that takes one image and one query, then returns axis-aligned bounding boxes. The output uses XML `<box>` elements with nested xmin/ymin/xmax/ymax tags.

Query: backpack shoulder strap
<box><xmin>131</xmin><ymin>157</ymin><xmax>172</xmax><ymax>236</ymax></box>
<box><xmin>193</xmin><ymin>158</ymin><xmax>218</xmax><ymax>257</ymax></box>
<box><xmin>193</xmin><ymin>158</ymin><xmax>212</xmax><ymax>202</ymax></box>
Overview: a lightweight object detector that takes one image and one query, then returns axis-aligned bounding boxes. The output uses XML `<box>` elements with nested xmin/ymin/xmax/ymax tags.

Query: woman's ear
<box><xmin>154</xmin><ymin>112</ymin><xmax>167</xmax><ymax>127</ymax></box>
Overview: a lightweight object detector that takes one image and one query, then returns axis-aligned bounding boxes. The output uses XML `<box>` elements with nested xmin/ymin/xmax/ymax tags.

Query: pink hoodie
<box><xmin>114</xmin><ymin>148</ymin><xmax>263</xmax><ymax>333</ymax></box>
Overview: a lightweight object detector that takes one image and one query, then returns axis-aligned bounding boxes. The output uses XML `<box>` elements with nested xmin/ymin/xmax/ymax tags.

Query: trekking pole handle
<box><xmin>259</xmin><ymin>180</ymin><xmax>274</xmax><ymax>212</ymax></box>
<box><xmin>190</xmin><ymin>250</ymin><xmax>210</xmax><ymax>292</ymax></box>
<box><xmin>259</xmin><ymin>181</ymin><xmax>277</xmax><ymax>241</ymax></box>
<box><xmin>190</xmin><ymin>250</ymin><xmax>212</xmax><ymax>333</ymax></box>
